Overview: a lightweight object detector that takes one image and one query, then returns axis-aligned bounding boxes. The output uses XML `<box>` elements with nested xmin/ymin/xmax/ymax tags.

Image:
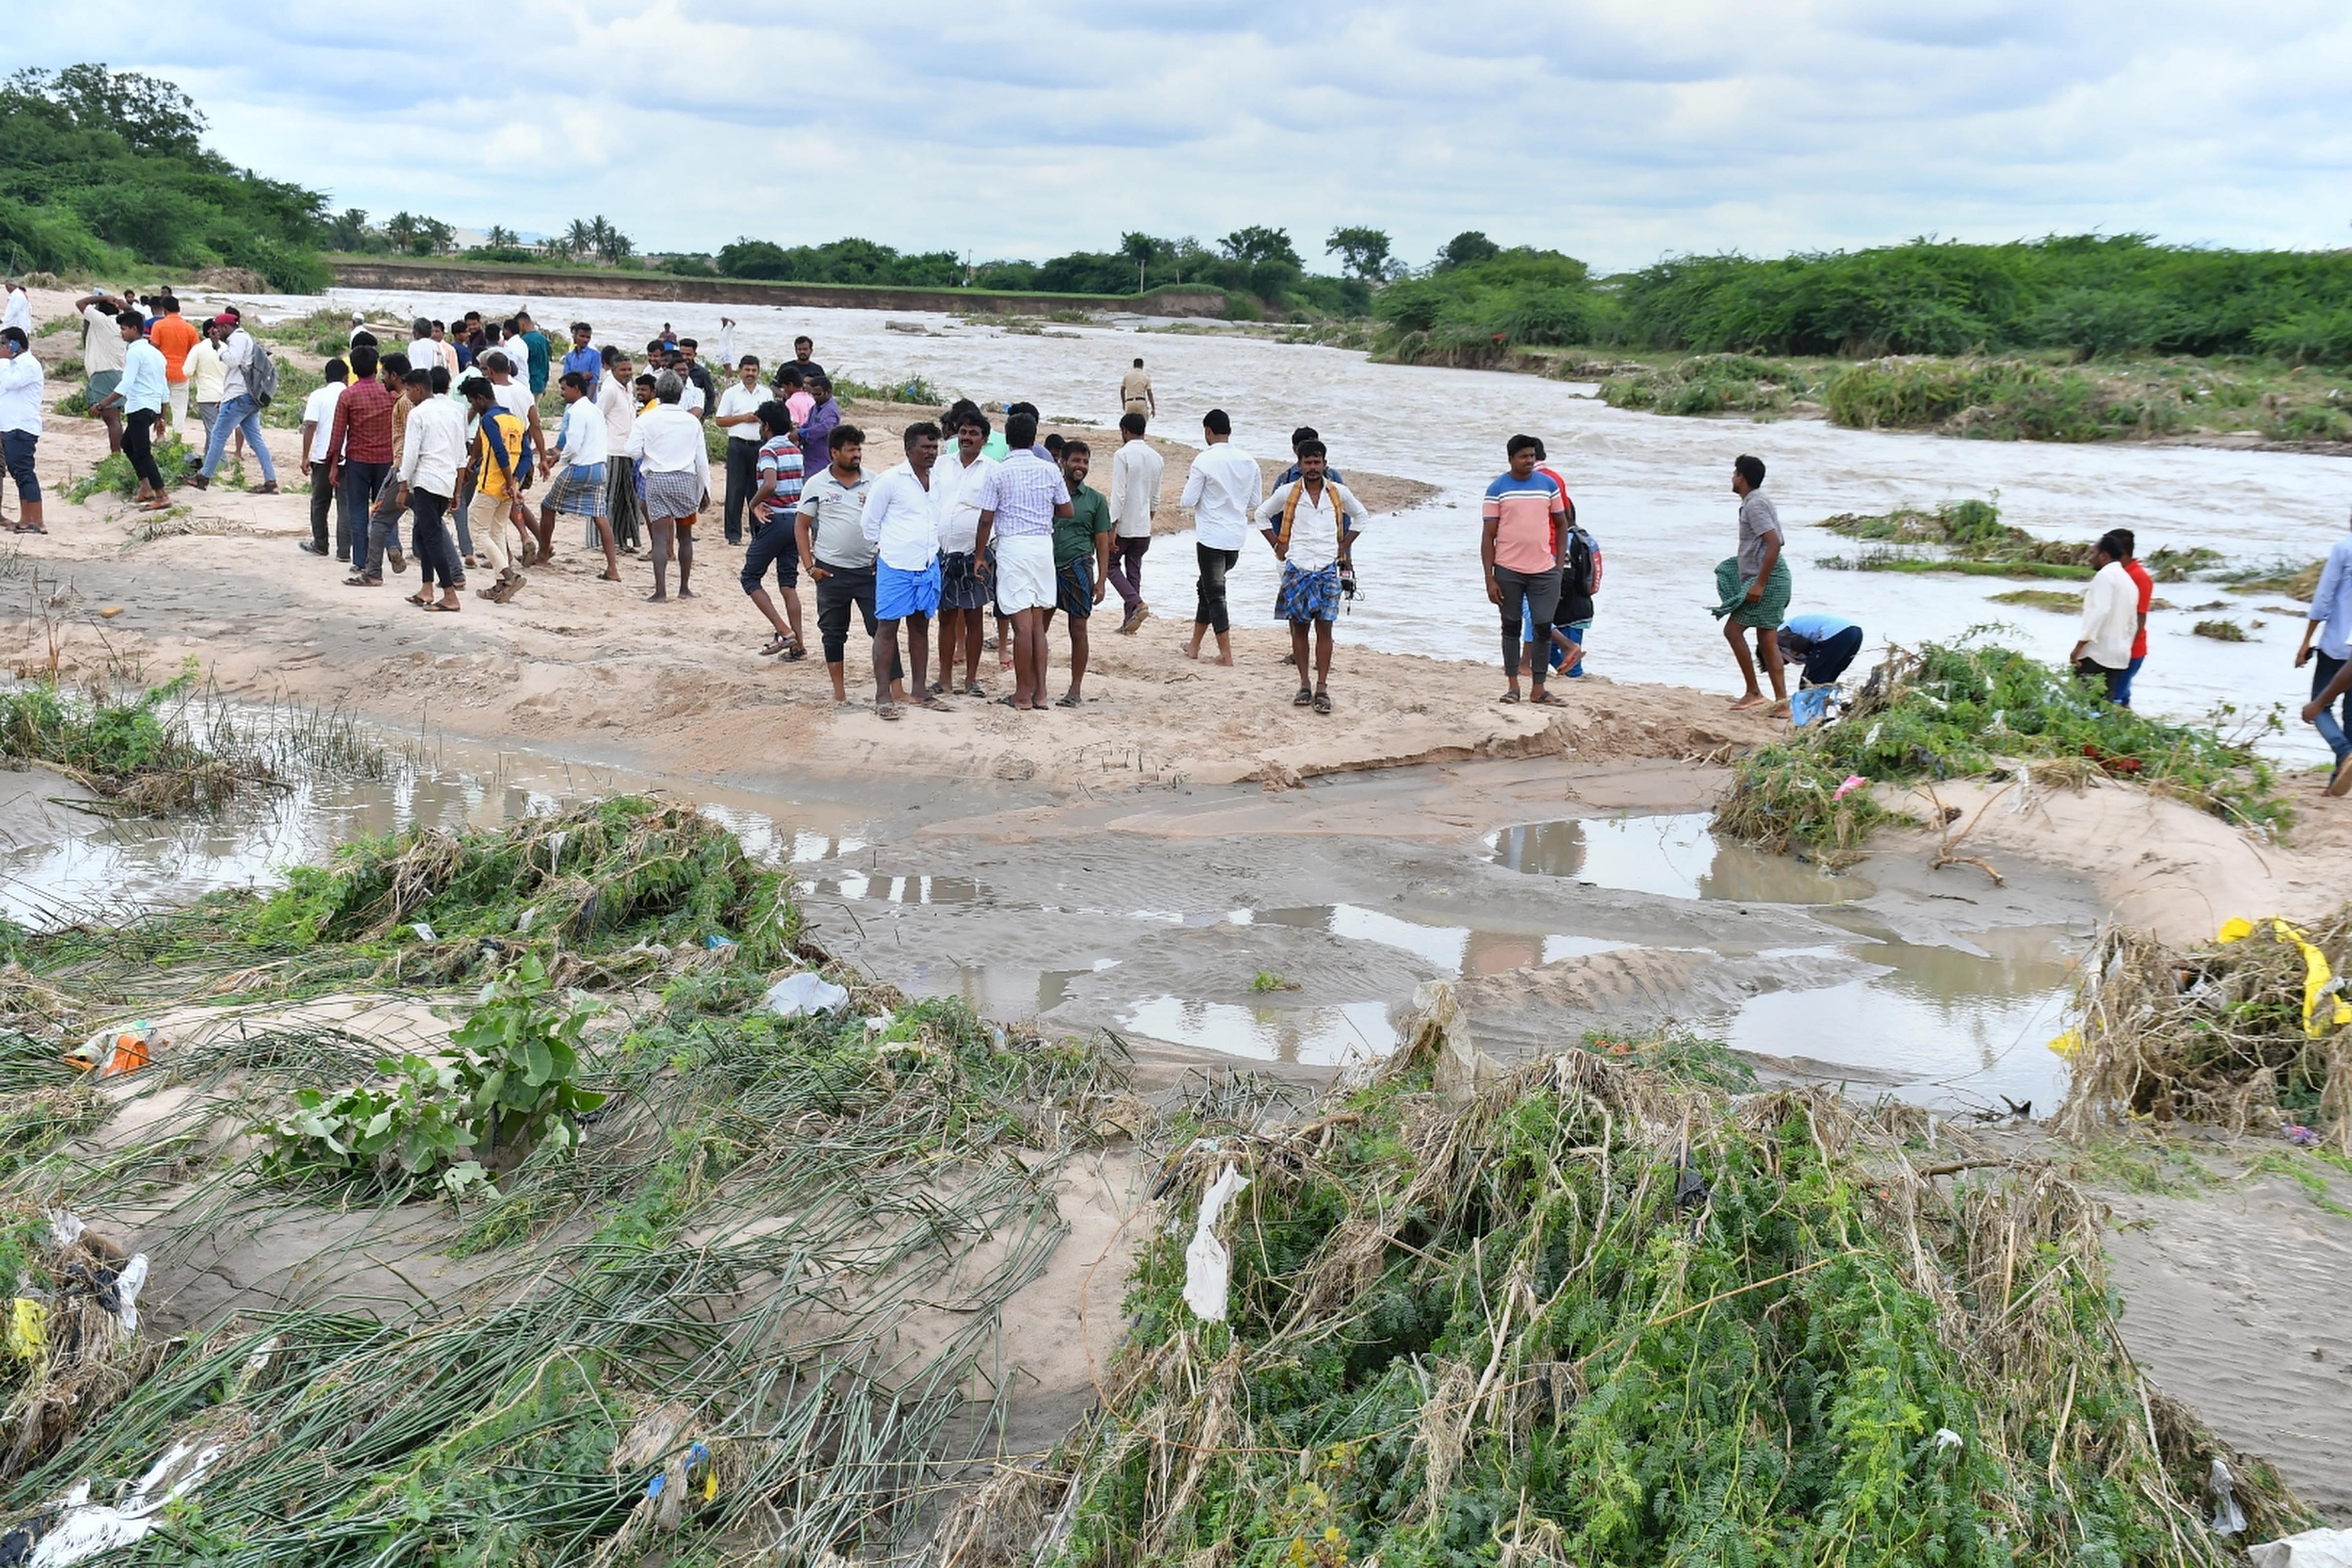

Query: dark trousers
<box><xmin>1194</xmin><ymin>544</ymin><xmax>1240</xmax><ymax>633</ymax></box>
<box><xmin>340</xmin><ymin>460</ymin><xmax>391</xmax><ymax>564</ymax></box>
<box><xmin>723</xmin><ymin>439</ymin><xmax>760</xmax><ymax>544</ymax></box>
<box><xmin>410</xmin><ymin>489</ymin><xmax>460</xmax><ymax>588</ymax></box>
<box><xmin>1108</xmin><ymin>536</ymin><xmax>1149</xmax><ymax>612</ymax></box>
<box><xmin>123</xmin><ymin>409</ymin><xmax>164</xmax><ymax>491</ymax></box>
<box><xmin>0</xmin><ymin>430</ymin><xmax>35</xmax><ymax>503</ymax></box>
<box><xmin>309</xmin><ymin>462</ymin><xmax>337</xmax><ymax>549</ymax></box>
<box><xmin>1799</xmin><ymin>625</ymin><xmax>1864</xmax><ymax>687</ymax></box>
<box><xmin>1494</xmin><ymin>564</ymin><xmax>1562</xmax><ymax>680</ymax></box>
<box><xmin>2074</xmin><ymin>659</ymin><xmax>2128</xmax><ymax>703</ymax></box>
<box><xmin>742</xmin><ymin>514</ymin><xmax>801</xmax><ymax>595</ymax></box>
<box><xmin>815</xmin><ymin>563</ymin><xmax>904</xmax><ymax>676</ymax></box>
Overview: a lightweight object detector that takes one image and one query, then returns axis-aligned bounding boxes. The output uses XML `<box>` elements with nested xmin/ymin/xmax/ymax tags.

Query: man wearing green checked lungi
<box><xmin>1715</xmin><ymin>453</ymin><xmax>1791</xmax><ymax>713</ymax></box>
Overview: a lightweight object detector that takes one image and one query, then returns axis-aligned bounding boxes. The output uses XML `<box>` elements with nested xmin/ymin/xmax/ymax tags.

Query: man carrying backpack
<box><xmin>190</xmin><ymin>310</ymin><xmax>280</xmax><ymax>493</ymax></box>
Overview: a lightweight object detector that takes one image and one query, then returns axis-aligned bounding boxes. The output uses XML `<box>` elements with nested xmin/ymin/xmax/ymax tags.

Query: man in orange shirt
<box><xmin>2114</xmin><ymin>528</ymin><xmax>2154</xmax><ymax>710</ymax></box>
<box><xmin>147</xmin><ymin>295</ymin><xmax>201</xmax><ymax>442</ymax></box>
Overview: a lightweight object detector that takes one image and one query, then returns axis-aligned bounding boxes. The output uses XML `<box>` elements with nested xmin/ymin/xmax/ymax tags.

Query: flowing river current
<box><xmin>271</xmin><ymin>286</ymin><xmax>2349</xmax><ymax>763</ymax></box>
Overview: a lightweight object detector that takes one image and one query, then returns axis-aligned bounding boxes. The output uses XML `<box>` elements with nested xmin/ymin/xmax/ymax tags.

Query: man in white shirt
<box><xmin>713</xmin><ymin>355</ymin><xmax>767</xmax><ymax>545</ymax></box>
<box><xmin>98</xmin><ymin>312</ymin><xmax>172</xmax><ymax>513</ymax></box>
<box><xmin>973</xmin><ymin>410</ymin><xmax>1074</xmax><ymax>711</ymax></box>
<box><xmin>407</xmin><ymin>319</ymin><xmax>449</xmax><ymax>379</ymax></box>
<box><xmin>2070</xmin><ymin>530</ymin><xmax>2141</xmax><ymax>704</ymax></box>
<box><xmin>538</xmin><ymin>368</ymin><xmax>619</xmax><ymax>582</ymax></box>
<box><xmin>1256</xmin><ymin>441</ymin><xmax>1366</xmax><ymax>714</ymax></box>
<box><xmin>297</xmin><ymin>355</ymin><xmax>348</xmax><ymax>553</ymax></box>
<box><xmin>1177</xmin><ymin>408</ymin><xmax>1261</xmax><ymax>665</ymax></box>
<box><xmin>595</xmin><ymin>347</ymin><xmax>642</xmax><ymax>552</ymax></box>
<box><xmin>0</xmin><ymin>285</ymin><xmax>29</xmax><ymax>338</ymax></box>
<box><xmin>193</xmin><ymin>312</ymin><xmax>280</xmax><ymax>492</ymax></box>
<box><xmin>625</xmin><ymin>371</ymin><xmax>711</xmax><ymax>602</ymax></box>
<box><xmin>394</xmin><ymin>368</ymin><xmax>467</xmax><ymax>611</ymax></box>
<box><xmin>1106</xmin><ymin>411</ymin><xmax>1164</xmax><ymax>635</ymax></box>
<box><xmin>73</xmin><ymin>292</ymin><xmax>131</xmax><ymax>455</ymax></box>
<box><xmin>934</xmin><ymin>408</ymin><xmax>997</xmax><ymax>697</ymax></box>
<box><xmin>0</xmin><ymin>326</ymin><xmax>46</xmax><ymax>534</ymax></box>
<box><xmin>860</xmin><ymin>420</ymin><xmax>952</xmax><ymax>719</ymax></box>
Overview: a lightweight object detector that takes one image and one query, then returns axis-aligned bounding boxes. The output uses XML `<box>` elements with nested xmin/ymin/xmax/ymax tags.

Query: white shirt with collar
<box><xmin>557</xmin><ymin>396</ymin><xmax>608</xmax><ymax>469</ymax></box>
<box><xmin>626</xmin><ymin>403</ymin><xmax>710</xmax><ymax>482</ymax></box>
<box><xmin>2077</xmin><ymin>560</ymin><xmax>2139</xmax><ymax>669</ymax></box>
<box><xmin>715</xmin><ymin>381</ymin><xmax>764</xmax><ymax>442</ymax></box>
<box><xmin>862</xmin><ymin>461</ymin><xmax>943</xmax><ymax>572</ymax></box>
<box><xmin>1108</xmin><ymin>439</ymin><xmax>1165</xmax><ymax>540</ymax></box>
<box><xmin>0</xmin><ymin>352</ymin><xmax>44</xmax><ymax>436</ymax></box>
<box><xmin>0</xmin><ymin>290</ymin><xmax>28</xmax><ymax>336</ymax></box>
<box><xmin>1255</xmin><ymin>478</ymin><xmax>1367</xmax><ymax>573</ymax></box>
<box><xmin>935</xmin><ymin>450</ymin><xmax>995</xmax><ymax>555</ymax></box>
<box><xmin>398</xmin><ymin>395</ymin><xmax>466</xmax><ymax>497</ymax></box>
<box><xmin>1179</xmin><ymin>441</ymin><xmax>1262</xmax><ymax>551</ymax></box>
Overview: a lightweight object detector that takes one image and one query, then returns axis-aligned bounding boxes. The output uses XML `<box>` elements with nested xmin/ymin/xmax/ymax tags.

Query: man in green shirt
<box><xmin>1043</xmin><ymin>440</ymin><xmax>1114</xmax><ymax>707</ymax></box>
<box><xmin>512</xmin><ymin>312</ymin><xmax>552</xmax><ymax>396</ymax></box>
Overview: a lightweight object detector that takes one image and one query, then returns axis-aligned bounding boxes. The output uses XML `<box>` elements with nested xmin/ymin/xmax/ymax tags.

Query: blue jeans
<box><xmin>2314</xmin><ymin>652</ymin><xmax>2351</xmax><ymax>763</ymax></box>
<box><xmin>200</xmin><ymin>393</ymin><xmax>277</xmax><ymax>482</ymax></box>
<box><xmin>2114</xmin><ymin>654</ymin><xmax>2145</xmax><ymax>708</ymax></box>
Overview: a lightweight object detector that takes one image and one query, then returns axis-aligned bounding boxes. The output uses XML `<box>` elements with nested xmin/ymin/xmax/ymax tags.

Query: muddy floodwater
<box><xmin>263</xmin><ymin>285</ymin><xmax>2352</xmax><ymax>764</ymax></box>
<box><xmin>1</xmin><ymin>725</ymin><xmax>2087</xmax><ymax>1116</ymax></box>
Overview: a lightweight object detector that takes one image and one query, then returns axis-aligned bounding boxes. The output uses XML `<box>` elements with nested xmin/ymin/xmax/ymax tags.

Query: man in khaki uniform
<box><xmin>1119</xmin><ymin>358</ymin><xmax>1155</xmax><ymax>421</ymax></box>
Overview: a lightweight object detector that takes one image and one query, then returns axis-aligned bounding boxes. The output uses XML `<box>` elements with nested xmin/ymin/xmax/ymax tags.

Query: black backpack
<box><xmin>1565</xmin><ymin>524</ymin><xmax>1602</xmax><ymax>598</ymax></box>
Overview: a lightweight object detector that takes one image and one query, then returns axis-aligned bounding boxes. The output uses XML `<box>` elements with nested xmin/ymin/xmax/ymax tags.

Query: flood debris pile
<box><xmin>1046</xmin><ymin>1031</ymin><xmax>2312</xmax><ymax>1567</ymax></box>
<box><xmin>1599</xmin><ymin>354</ymin><xmax>1816</xmax><ymax>417</ymax></box>
<box><xmin>2057</xmin><ymin>912</ymin><xmax>2352</xmax><ymax>1153</ymax></box>
<box><xmin>1715</xmin><ymin>638</ymin><xmax>2287</xmax><ymax>863</ymax></box>
<box><xmin>0</xmin><ymin>796</ymin><xmax>1138</xmax><ymax>1565</ymax></box>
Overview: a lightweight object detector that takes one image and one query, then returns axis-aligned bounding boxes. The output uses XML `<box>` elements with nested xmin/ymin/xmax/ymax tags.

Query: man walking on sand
<box><xmin>1258</xmin><ymin>440</ymin><xmax>1365</xmax><ymax>714</ymax></box>
<box><xmin>539</xmin><ymin>370</ymin><xmax>620</xmax><ymax>582</ymax></box>
<box><xmin>1715</xmin><ymin>453</ymin><xmax>1788</xmax><ymax>712</ymax></box>
<box><xmin>1481</xmin><ymin>435</ymin><xmax>1568</xmax><ymax>706</ymax></box>
<box><xmin>463</xmin><ymin>379</ymin><xmax>532</xmax><ymax>602</ymax></box>
<box><xmin>1179</xmin><ymin>409</ymin><xmax>1260</xmax><ymax>665</ymax></box>
<box><xmin>394</xmin><ymin>368</ymin><xmax>465</xmax><ymax>612</ymax></box>
<box><xmin>192</xmin><ymin>313</ymin><xmax>279</xmax><ymax>494</ymax></box>
<box><xmin>99</xmin><ymin>312</ymin><xmax>171</xmax><ymax>513</ymax></box>
<box><xmin>862</xmin><ymin>420</ymin><xmax>950</xmax><ymax>719</ymax></box>
<box><xmin>800</xmin><ymin>425</ymin><xmax>900</xmax><ymax>706</ymax></box>
<box><xmin>2295</xmin><ymin>506</ymin><xmax>2352</xmax><ymax>796</ymax></box>
<box><xmin>1107</xmin><ymin>412</ymin><xmax>1163</xmax><ymax>634</ymax></box>
<box><xmin>1120</xmin><ymin>358</ymin><xmax>1155</xmax><ymax>421</ymax></box>
<box><xmin>628</xmin><ymin>371</ymin><xmax>710</xmax><ymax>602</ymax></box>
<box><xmin>326</xmin><ymin>344</ymin><xmax>398</xmax><ymax>575</ymax></box>
<box><xmin>935</xmin><ymin>410</ymin><xmax>996</xmax><ymax>696</ymax></box>
<box><xmin>1041</xmin><ymin>440</ymin><xmax>1113</xmax><ymax>707</ymax></box>
<box><xmin>974</xmin><ymin>410</ymin><xmax>1074</xmax><ymax>710</ymax></box>
<box><xmin>297</xmin><ymin>355</ymin><xmax>348</xmax><ymax>552</ymax></box>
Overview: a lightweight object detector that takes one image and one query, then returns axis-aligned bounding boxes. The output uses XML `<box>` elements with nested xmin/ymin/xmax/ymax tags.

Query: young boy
<box><xmin>462</xmin><ymin>380</ymin><xmax>531</xmax><ymax>602</ymax></box>
<box><xmin>740</xmin><ymin>401</ymin><xmax>808</xmax><ymax>660</ymax></box>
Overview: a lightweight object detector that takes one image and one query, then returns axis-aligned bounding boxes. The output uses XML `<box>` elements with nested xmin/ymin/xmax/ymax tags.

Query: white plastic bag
<box><xmin>1180</xmin><ymin>1164</ymin><xmax>1251</xmax><ymax>1322</ymax></box>
<box><xmin>30</xmin><ymin>1442</ymin><xmax>222</xmax><ymax>1566</ymax></box>
<box><xmin>2210</xmin><ymin>1458</ymin><xmax>2247</xmax><ymax>1537</ymax></box>
<box><xmin>113</xmin><ymin>1255</ymin><xmax>147</xmax><ymax>1336</ymax></box>
<box><xmin>764</xmin><ymin>973</ymin><xmax>849</xmax><ymax>1018</ymax></box>
<box><xmin>2251</xmin><ymin>1530</ymin><xmax>2352</xmax><ymax>1568</ymax></box>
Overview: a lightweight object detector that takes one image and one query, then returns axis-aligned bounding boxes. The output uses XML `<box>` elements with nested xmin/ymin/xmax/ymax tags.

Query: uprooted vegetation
<box><xmin>0</xmin><ymin>794</ymin><xmax>1142</xmax><ymax>1563</ymax></box>
<box><xmin>2056</xmin><ymin>912</ymin><xmax>2352</xmax><ymax>1155</ymax></box>
<box><xmin>1599</xmin><ymin>353</ymin><xmax>1817</xmax><ymax>416</ymax></box>
<box><xmin>1815</xmin><ymin>497</ymin><xmax>2222</xmax><ymax>582</ymax></box>
<box><xmin>1713</xmin><ymin>638</ymin><xmax>2287</xmax><ymax>863</ymax></box>
<box><xmin>1035</xmin><ymin>1017</ymin><xmax>2312</xmax><ymax>1565</ymax></box>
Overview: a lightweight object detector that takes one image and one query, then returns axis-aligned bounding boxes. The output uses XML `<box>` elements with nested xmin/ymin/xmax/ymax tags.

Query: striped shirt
<box><xmin>977</xmin><ymin>450</ymin><xmax>1070</xmax><ymax>539</ymax></box>
<box><xmin>755</xmin><ymin>435</ymin><xmax>804</xmax><ymax>524</ymax></box>
<box><xmin>1483</xmin><ymin>470</ymin><xmax>1565</xmax><ymax>573</ymax></box>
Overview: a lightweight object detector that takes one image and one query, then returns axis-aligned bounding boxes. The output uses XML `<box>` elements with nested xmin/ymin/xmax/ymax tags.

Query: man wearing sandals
<box><xmin>1041</xmin><ymin>440</ymin><xmax>1114</xmax><ymax>708</ymax></box>
<box><xmin>393</xmin><ymin>368</ymin><xmax>466</xmax><ymax>612</ymax></box>
<box><xmin>1257</xmin><ymin>440</ymin><xmax>1364</xmax><ymax>715</ymax></box>
<box><xmin>973</xmin><ymin>410</ymin><xmax>1074</xmax><ymax>712</ymax></box>
<box><xmin>1480</xmin><ymin>435</ymin><xmax>1569</xmax><ymax>707</ymax></box>
<box><xmin>861</xmin><ymin>420</ymin><xmax>951</xmax><ymax>720</ymax></box>
<box><xmin>741</xmin><ymin>401</ymin><xmax>808</xmax><ymax>662</ymax></box>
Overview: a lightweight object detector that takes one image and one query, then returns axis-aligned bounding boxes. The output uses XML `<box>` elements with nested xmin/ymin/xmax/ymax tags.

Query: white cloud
<box><xmin>17</xmin><ymin>0</ymin><xmax>2352</xmax><ymax>270</ymax></box>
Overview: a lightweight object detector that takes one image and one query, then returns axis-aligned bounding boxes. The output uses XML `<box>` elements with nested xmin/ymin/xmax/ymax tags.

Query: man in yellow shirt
<box><xmin>462</xmin><ymin>381</ymin><xmax>529</xmax><ymax>602</ymax></box>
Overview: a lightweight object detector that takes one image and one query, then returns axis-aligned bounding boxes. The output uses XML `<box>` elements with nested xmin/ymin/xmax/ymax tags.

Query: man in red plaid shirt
<box><xmin>324</xmin><ymin>344</ymin><xmax>397</xmax><ymax>569</ymax></box>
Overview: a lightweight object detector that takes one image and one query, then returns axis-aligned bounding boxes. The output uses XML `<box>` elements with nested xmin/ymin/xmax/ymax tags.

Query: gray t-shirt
<box><xmin>798</xmin><ymin>469</ymin><xmax>875</xmax><ymax>569</ymax></box>
<box><xmin>1737</xmin><ymin>489</ymin><xmax>1783</xmax><ymax>580</ymax></box>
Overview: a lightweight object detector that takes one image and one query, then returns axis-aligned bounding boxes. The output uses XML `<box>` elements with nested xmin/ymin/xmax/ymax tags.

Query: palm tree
<box><xmin>485</xmin><ymin>224</ymin><xmax>517</xmax><ymax>249</ymax></box>
<box><xmin>384</xmin><ymin>211</ymin><xmax>419</xmax><ymax>252</ymax></box>
<box><xmin>566</xmin><ymin>219</ymin><xmax>596</xmax><ymax>261</ymax></box>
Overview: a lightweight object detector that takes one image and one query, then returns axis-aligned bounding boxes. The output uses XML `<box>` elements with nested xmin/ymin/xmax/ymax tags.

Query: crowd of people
<box><xmin>2</xmin><ymin>277</ymin><xmax>2351</xmax><ymax>781</ymax></box>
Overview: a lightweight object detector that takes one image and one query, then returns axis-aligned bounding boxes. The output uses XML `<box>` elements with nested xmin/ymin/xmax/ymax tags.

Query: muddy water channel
<box><xmin>0</xmin><ymin>730</ymin><xmax>2089</xmax><ymax>1115</ymax></box>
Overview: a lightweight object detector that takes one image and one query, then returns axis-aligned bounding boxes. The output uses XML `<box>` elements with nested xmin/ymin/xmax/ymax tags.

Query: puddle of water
<box><xmin>1239</xmin><ymin>904</ymin><xmax>1622</xmax><ymax>978</ymax></box>
<box><xmin>0</xmin><ymin>731</ymin><xmax>868</xmax><ymax>928</ymax></box>
<box><xmin>1727</xmin><ymin>933</ymin><xmax>2079</xmax><ymax>1112</ymax></box>
<box><xmin>1489</xmin><ymin>813</ymin><xmax>1868</xmax><ymax>905</ymax></box>
<box><xmin>1119</xmin><ymin>995</ymin><xmax>1396</xmax><ymax>1067</ymax></box>
<box><xmin>905</xmin><ymin>958</ymin><xmax>1119</xmax><ymax>1018</ymax></box>
<box><xmin>798</xmin><ymin>873</ymin><xmax>984</xmax><ymax>905</ymax></box>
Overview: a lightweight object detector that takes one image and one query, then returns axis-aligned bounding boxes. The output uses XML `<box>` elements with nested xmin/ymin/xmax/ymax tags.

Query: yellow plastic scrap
<box><xmin>2046</xmin><ymin>1029</ymin><xmax>2080</xmax><ymax>1060</ymax></box>
<box><xmin>6</xmin><ymin>1298</ymin><xmax>48</xmax><ymax>1365</ymax></box>
<box><xmin>2215</xmin><ymin>917</ymin><xmax>2352</xmax><ymax>1038</ymax></box>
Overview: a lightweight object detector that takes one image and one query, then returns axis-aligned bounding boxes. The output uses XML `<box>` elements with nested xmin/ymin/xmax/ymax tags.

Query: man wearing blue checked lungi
<box><xmin>1254</xmin><ymin>441</ymin><xmax>1366</xmax><ymax>716</ymax></box>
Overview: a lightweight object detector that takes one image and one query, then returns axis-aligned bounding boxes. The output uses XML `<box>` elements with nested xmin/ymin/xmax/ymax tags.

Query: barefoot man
<box><xmin>1717</xmin><ymin>453</ymin><xmax>1789</xmax><ymax>712</ymax></box>
<box><xmin>861</xmin><ymin>420</ymin><xmax>949</xmax><ymax>719</ymax></box>
<box><xmin>539</xmin><ymin>370</ymin><xmax>620</xmax><ymax>582</ymax></box>
<box><xmin>626</xmin><ymin>371</ymin><xmax>710</xmax><ymax>601</ymax></box>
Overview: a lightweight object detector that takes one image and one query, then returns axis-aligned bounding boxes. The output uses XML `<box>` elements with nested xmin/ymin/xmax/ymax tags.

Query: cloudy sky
<box><xmin>19</xmin><ymin>0</ymin><xmax>2352</xmax><ymax>271</ymax></box>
